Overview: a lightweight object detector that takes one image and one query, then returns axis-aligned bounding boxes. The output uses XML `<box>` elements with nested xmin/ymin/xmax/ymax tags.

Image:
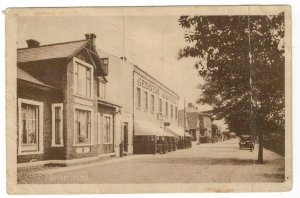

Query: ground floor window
<box><xmin>103</xmin><ymin>114</ymin><xmax>113</xmax><ymax>144</ymax></box>
<box><xmin>52</xmin><ymin>103</ymin><xmax>63</xmax><ymax>146</ymax></box>
<box><xmin>18</xmin><ymin>98</ymin><xmax>43</xmax><ymax>154</ymax></box>
<box><xmin>74</xmin><ymin>109</ymin><xmax>92</xmax><ymax>144</ymax></box>
<box><xmin>97</xmin><ymin>113</ymin><xmax>101</xmax><ymax>143</ymax></box>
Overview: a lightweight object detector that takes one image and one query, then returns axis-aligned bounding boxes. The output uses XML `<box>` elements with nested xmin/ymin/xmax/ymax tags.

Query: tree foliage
<box><xmin>178</xmin><ymin>14</ymin><xmax>285</xmax><ymax>136</ymax></box>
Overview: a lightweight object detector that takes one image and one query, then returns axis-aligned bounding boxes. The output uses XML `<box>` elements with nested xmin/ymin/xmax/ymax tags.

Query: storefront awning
<box><xmin>166</xmin><ymin>126</ymin><xmax>193</xmax><ymax>138</ymax></box>
<box><xmin>185</xmin><ymin>132</ymin><xmax>193</xmax><ymax>137</ymax></box>
<box><xmin>166</xmin><ymin>126</ymin><xmax>185</xmax><ymax>137</ymax></box>
<box><xmin>163</xmin><ymin>130</ymin><xmax>175</xmax><ymax>137</ymax></box>
<box><xmin>134</xmin><ymin>120</ymin><xmax>164</xmax><ymax>136</ymax></box>
<box><xmin>134</xmin><ymin>120</ymin><xmax>174</xmax><ymax>137</ymax></box>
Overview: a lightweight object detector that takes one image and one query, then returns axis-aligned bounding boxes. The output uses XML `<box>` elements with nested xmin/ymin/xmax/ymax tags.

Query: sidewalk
<box><xmin>17</xmin><ymin>154</ymin><xmax>138</xmax><ymax>182</ymax></box>
<box><xmin>18</xmin><ymin>139</ymin><xmax>286</xmax><ymax>184</ymax></box>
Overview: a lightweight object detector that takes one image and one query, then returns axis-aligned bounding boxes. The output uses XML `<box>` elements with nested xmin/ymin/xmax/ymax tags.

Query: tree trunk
<box><xmin>257</xmin><ymin>132</ymin><xmax>264</xmax><ymax>163</ymax></box>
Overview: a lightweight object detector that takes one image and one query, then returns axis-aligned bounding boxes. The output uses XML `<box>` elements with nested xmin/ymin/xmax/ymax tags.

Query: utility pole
<box><xmin>248</xmin><ymin>12</ymin><xmax>263</xmax><ymax>162</ymax></box>
<box><xmin>119</xmin><ymin>15</ymin><xmax>125</xmax><ymax>157</ymax></box>
<box><xmin>248</xmin><ymin>13</ymin><xmax>254</xmax><ymax>153</ymax></box>
<box><xmin>183</xmin><ymin>98</ymin><xmax>186</xmax><ymax>149</ymax></box>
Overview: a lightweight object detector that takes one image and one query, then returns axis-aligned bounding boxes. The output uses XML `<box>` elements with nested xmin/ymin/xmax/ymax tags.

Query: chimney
<box><xmin>26</xmin><ymin>39</ymin><xmax>40</xmax><ymax>48</ymax></box>
<box><xmin>85</xmin><ymin>33</ymin><xmax>96</xmax><ymax>46</ymax></box>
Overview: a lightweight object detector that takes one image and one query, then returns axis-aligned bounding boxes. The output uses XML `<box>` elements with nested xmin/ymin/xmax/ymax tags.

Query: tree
<box><xmin>178</xmin><ymin>14</ymin><xmax>285</xmax><ymax>162</ymax></box>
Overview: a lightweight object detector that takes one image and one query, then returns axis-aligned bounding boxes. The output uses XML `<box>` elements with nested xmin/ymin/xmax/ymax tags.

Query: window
<box><xmin>159</xmin><ymin>98</ymin><xmax>162</xmax><ymax>113</ymax></box>
<box><xmin>103</xmin><ymin>114</ymin><xmax>113</xmax><ymax>144</ymax></box>
<box><xmin>18</xmin><ymin>99</ymin><xmax>43</xmax><ymax>154</ymax></box>
<box><xmin>52</xmin><ymin>103</ymin><xmax>63</xmax><ymax>147</ymax></box>
<box><xmin>74</xmin><ymin>58</ymin><xmax>93</xmax><ymax>98</ymax></box>
<box><xmin>74</xmin><ymin>109</ymin><xmax>91</xmax><ymax>144</ymax></box>
<box><xmin>144</xmin><ymin>91</ymin><xmax>148</xmax><ymax>110</ymax></box>
<box><xmin>151</xmin><ymin>94</ymin><xmax>155</xmax><ymax>113</ymax></box>
<box><xmin>165</xmin><ymin>101</ymin><xmax>168</xmax><ymax>117</ymax></box>
<box><xmin>97</xmin><ymin>113</ymin><xmax>101</xmax><ymax>143</ymax></box>
<box><xmin>171</xmin><ymin>104</ymin><xmax>173</xmax><ymax>119</ymax></box>
<box><xmin>137</xmin><ymin>87</ymin><xmax>141</xmax><ymax>108</ymax></box>
<box><xmin>98</xmin><ymin>80</ymin><xmax>106</xmax><ymax>99</ymax></box>
<box><xmin>175</xmin><ymin>106</ymin><xmax>178</xmax><ymax>119</ymax></box>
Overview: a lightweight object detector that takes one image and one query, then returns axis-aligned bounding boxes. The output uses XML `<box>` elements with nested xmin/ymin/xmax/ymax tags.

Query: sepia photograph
<box><xmin>5</xmin><ymin>5</ymin><xmax>291</xmax><ymax>194</ymax></box>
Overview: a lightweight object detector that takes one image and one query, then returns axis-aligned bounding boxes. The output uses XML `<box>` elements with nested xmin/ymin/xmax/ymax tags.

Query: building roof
<box><xmin>17</xmin><ymin>40</ymin><xmax>87</xmax><ymax>63</ymax></box>
<box><xmin>17</xmin><ymin>67</ymin><xmax>55</xmax><ymax>89</ymax></box>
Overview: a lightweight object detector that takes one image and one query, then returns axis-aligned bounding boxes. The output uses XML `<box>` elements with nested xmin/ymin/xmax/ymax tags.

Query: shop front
<box><xmin>165</xmin><ymin>126</ymin><xmax>193</xmax><ymax>149</ymax></box>
<box><xmin>133</xmin><ymin>120</ymin><xmax>176</xmax><ymax>154</ymax></box>
<box><xmin>132</xmin><ymin>66</ymin><xmax>180</xmax><ymax>155</ymax></box>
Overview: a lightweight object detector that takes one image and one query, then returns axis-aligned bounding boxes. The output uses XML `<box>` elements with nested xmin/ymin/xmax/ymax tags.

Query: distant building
<box><xmin>199</xmin><ymin>115</ymin><xmax>212</xmax><ymax>143</ymax></box>
<box><xmin>178</xmin><ymin>103</ymin><xmax>213</xmax><ymax>143</ymax></box>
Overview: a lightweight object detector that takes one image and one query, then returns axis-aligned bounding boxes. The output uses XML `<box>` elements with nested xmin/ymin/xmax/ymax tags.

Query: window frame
<box><xmin>144</xmin><ymin>91</ymin><xmax>148</xmax><ymax>111</ymax></box>
<box><xmin>165</xmin><ymin>101</ymin><xmax>168</xmax><ymax>117</ymax></box>
<box><xmin>159</xmin><ymin>98</ymin><xmax>162</xmax><ymax>114</ymax></box>
<box><xmin>151</xmin><ymin>94</ymin><xmax>155</xmax><ymax>113</ymax></box>
<box><xmin>51</xmin><ymin>103</ymin><xmax>64</xmax><ymax>147</ymax></box>
<box><xmin>136</xmin><ymin>87</ymin><xmax>141</xmax><ymax>108</ymax></box>
<box><xmin>73</xmin><ymin>105</ymin><xmax>94</xmax><ymax>146</ymax></box>
<box><xmin>97</xmin><ymin>113</ymin><xmax>101</xmax><ymax>144</ymax></box>
<box><xmin>98</xmin><ymin>78</ymin><xmax>106</xmax><ymax>99</ymax></box>
<box><xmin>18</xmin><ymin>98</ymin><xmax>44</xmax><ymax>155</ymax></box>
<box><xmin>103</xmin><ymin>114</ymin><xmax>113</xmax><ymax>144</ymax></box>
<box><xmin>73</xmin><ymin>57</ymin><xmax>94</xmax><ymax>99</ymax></box>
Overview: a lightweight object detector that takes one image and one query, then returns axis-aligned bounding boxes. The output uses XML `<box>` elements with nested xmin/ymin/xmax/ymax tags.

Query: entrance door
<box><xmin>123</xmin><ymin>122</ymin><xmax>128</xmax><ymax>152</ymax></box>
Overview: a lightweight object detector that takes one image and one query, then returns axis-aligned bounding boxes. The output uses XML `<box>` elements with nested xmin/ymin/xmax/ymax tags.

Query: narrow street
<box><xmin>19</xmin><ymin>139</ymin><xmax>285</xmax><ymax>184</ymax></box>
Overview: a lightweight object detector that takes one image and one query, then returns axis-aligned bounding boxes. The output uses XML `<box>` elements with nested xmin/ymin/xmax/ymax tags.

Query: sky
<box><xmin>17</xmin><ymin>15</ymin><xmax>221</xmax><ymax>124</ymax></box>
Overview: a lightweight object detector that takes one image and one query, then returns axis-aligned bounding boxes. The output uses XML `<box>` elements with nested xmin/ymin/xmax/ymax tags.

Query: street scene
<box><xmin>9</xmin><ymin>6</ymin><xmax>289</xmax><ymax>192</ymax></box>
<box><xmin>18</xmin><ymin>139</ymin><xmax>284</xmax><ymax>184</ymax></box>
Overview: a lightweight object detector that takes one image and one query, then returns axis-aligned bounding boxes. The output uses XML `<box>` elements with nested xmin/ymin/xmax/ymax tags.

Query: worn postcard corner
<box><xmin>6</xmin><ymin>5</ymin><xmax>291</xmax><ymax>194</ymax></box>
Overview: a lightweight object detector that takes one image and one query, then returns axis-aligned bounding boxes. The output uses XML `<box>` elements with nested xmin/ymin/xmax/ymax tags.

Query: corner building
<box><xmin>17</xmin><ymin>34</ymin><xmax>124</xmax><ymax>166</ymax></box>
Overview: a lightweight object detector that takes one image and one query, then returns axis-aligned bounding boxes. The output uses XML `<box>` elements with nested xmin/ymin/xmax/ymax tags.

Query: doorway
<box><xmin>123</xmin><ymin>122</ymin><xmax>128</xmax><ymax>152</ymax></box>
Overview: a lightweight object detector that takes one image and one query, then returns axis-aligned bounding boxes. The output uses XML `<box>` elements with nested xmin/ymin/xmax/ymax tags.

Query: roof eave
<box><xmin>17</xmin><ymin>78</ymin><xmax>56</xmax><ymax>91</ymax></box>
<box><xmin>17</xmin><ymin>57</ymin><xmax>67</xmax><ymax>65</ymax></box>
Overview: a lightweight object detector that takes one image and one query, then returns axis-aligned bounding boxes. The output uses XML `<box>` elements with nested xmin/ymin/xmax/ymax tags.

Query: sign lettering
<box><xmin>137</xmin><ymin>77</ymin><xmax>177</xmax><ymax>104</ymax></box>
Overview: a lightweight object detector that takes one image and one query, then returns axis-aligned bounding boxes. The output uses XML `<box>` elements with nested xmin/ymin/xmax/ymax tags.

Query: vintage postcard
<box><xmin>5</xmin><ymin>6</ymin><xmax>291</xmax><ymax>194</ymax></box>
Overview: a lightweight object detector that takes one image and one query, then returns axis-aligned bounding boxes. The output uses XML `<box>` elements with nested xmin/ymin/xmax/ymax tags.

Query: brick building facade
<box><xmin>17</xmin><ymin>34</ymin><xmax>123</xmax><ymax>165</ymax></box>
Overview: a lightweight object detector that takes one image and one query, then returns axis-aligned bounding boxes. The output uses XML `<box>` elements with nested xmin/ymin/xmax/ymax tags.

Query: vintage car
<box><xmin>239</xmin><ymin>135</ymin><xmax>254</xmax><ymax>150</ymax></box>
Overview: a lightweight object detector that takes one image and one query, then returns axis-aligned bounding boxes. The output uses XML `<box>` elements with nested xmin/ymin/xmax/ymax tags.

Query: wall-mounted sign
<box><xmin>137</xmin><ymin>77</ymin><xmax>160</xmax><ymax>95</ymax></box>
<box><xmin>76</xmin><ymin>147</ymin><xmax>91</xmax><ymax>154</ymax></box>
<box><xmin>137</xmin><ymin>76</ymin><xmax>177</xmax><ymax>105</ymax></box>
<box><xmin>164</xmin><ymin>122</ymin><xmax>170</xmax><ymax>126</ymax></box>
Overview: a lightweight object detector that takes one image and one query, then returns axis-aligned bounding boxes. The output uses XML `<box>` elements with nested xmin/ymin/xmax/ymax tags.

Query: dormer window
<box><xmin>100</xmin><ymin>58</ymin><xmax>109</xmax><ymax>75</ymax></box>
<box><xmin>98</xmin><ymin>77</ymin><xmax>106</xmax><ymax>99</ymax></box>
